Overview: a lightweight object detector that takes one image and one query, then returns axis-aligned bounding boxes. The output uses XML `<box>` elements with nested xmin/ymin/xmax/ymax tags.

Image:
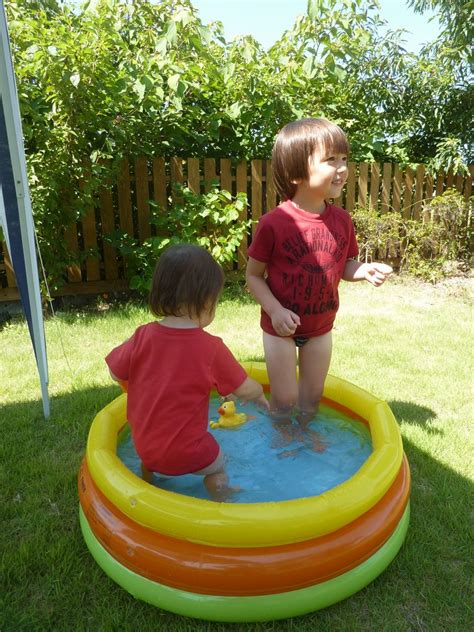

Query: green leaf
<box><xmin>166</xmin><ymin>20</ymin><xmax>177</xmax><ymax>44</ymax></box>
<box><xmin>227</xmin><ymin>102</ymin><xmax>241</xmax><ymax>119</ymax></box>
<box><xmin>302</xmin><ymin>56</ymin><xmax>316</xmax><ymax>78</ymax></box>
<box><xmin>133</xmin><ymin>79</ymin><xmax>146</xmax><ymax>101</ymax></box>
<box><xmin>197</xmin><ymin>25</ymin><xmax>212</xmax><ymax>45</ymax></box>
<box><xmin>223</xmin><ymin>63</ymin><xmax>235</xmax><ymax>84</ymax></box>
<box><xmin>167</xmin><ymin>74</ymin><xmax>180</xmax><ymax>91</ymax></box>
<box><xmin>70</xmin><ymin>72</ymin><xmax>80</xmax><ymax>87</ymax></box>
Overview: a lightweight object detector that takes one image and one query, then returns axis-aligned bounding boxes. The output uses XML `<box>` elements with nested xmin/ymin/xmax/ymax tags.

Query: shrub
<box><xmin>351</xmin><ymin>189</ymin><xmax>472</xmax><ymax>282</ymax></box>
<box><xmin>351</xmin><ymin>204</ymin><xmax>402</xmax><ymax>263</ymax></box>
<box><xmin>105</xmin><ymin>186</ymin><xmax>251</xmax><ymax>293</ymax></box>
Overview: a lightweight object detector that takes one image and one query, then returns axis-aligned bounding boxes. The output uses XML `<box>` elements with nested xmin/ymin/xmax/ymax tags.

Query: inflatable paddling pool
<box><xmin>78</xmin><ymin>361</ymin><xmax>410</xmax><ymax>622</ymax></box>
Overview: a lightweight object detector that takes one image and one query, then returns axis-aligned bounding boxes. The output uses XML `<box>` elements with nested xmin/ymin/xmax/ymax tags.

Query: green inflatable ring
<box><xmin>79</xmin><ymin>503</ymin><xmax>410</xmax><ymax>622</ymax></box>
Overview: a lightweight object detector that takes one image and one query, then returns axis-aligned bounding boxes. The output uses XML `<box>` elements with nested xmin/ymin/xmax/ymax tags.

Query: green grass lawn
<box><xmin>1</xmin><ymin>276</ymin><xmax>472</xmax><ymax>631</ymax></box>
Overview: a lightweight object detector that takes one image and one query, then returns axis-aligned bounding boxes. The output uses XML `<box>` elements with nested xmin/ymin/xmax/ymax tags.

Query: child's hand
<box><xmin>364</xmin><ymin>262</ymin><xmax>393</xmax><ymax>287</ymax></box>
<box><xmin>271</xmin><ymin>307</ymin><xmax>301</xmax><ymax>336</ymax></box>
<box><xmin>253</xmin><ymin>392</ymin><xmax>270</xmax><ymax>412</ymax></box>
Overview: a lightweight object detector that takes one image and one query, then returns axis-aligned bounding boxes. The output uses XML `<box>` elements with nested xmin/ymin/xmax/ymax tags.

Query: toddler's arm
<box><xmin>246</xmin><ymin>257</ymin><xmax>300</xmax><ymax>336</ymax></box>
<box><xmin>232</xmin><ymin>377</ymin><xmax>270</xmax><ymax>411</ymax></box>
<box><xmin>343</xmin><ymin>259</ymin><xmax>393</xmax><ymax>287</ymax></box>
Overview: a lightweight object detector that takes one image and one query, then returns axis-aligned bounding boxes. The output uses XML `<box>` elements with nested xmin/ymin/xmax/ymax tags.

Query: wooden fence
<box><xmin>1</xmin><ymin>158</ymin><xmax>472</xmax><ymax>301</ymax></box>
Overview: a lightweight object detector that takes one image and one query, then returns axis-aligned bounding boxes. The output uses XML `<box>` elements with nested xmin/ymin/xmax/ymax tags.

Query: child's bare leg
<box><xmin>141</xmin><ymin>462</ymin><xmax>153</xmax><ymax>483</ymax></box>
<box><xmin>263</xmin><ymin>332</ymin><xmax>299</xmax><ymax>447</ymax></box>
<box><xmin>297</xmin><ymin>332</ymin><xmax>332</xmax><ymax>453</ymax></box>
<box><xmin>203</xmin><ymin>470</ymin><xmax>238</xmax><ymax>502</ymax></box>
<box><xmin>194</xmin><ymin>451</ymin><xmax>240</xmax><ymax>502</ymax></box>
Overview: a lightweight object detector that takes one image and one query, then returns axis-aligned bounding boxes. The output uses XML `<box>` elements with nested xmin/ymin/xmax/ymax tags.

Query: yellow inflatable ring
<box><xmin>86</xmin><ymin>361</ymin><xmax>403</xmax><ymax>547</ymax></box>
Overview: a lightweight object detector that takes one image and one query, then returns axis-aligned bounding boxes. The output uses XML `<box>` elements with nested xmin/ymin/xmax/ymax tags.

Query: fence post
<box><xmin>236</xmin><ymin>161</ymin><xmax>248</xmax><ymax>270</ymax></box>
<box><xmin>135</xmin><ymin>156</ymin><xmax>151</xmax><ymax>242</ymax></box>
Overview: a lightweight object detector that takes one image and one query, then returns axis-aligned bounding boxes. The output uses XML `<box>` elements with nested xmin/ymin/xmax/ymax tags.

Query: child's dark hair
<box><xmin>272</xmin><ymin>118</ymin><xmax>349</xmax><ymax>201</ymax></box>
<box><xmin>149</xmin><ymin>243</ymin><xmax>224</xmax><ymax>318</ymax></box>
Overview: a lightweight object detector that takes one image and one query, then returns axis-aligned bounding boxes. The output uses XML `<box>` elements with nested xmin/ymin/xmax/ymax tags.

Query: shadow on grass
<box><xmin>389</xmin><ymin>400</ymin><xmax>443</xmax><ymax>435</ymax></box>
<box><xmin>1</xmin><ymin>386</ymin><xmax>472</xmax><ymax>631</ymax></box>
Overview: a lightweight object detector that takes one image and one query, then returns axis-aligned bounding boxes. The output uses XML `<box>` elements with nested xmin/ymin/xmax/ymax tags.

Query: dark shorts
<box><xmin>294</xmin><ymin>336</ymin><xmax>310</xmax><ymax>348</ymax></box>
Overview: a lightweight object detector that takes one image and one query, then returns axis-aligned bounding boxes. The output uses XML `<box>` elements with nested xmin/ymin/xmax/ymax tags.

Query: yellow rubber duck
<box><xmin>209</xmin><ymin>401</ymin><xmax>250</xmax><ymax>429</ymax></box>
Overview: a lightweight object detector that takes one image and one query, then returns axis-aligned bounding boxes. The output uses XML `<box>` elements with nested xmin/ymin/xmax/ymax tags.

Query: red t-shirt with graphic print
<box><xmin>248</xmin><ymin>200</ymin><xmax>359</xmax><ymax>338</ymax></box>
<box><xmin>105</xmin><ymin>323</ymin><xmax>247</xmax><ymax>475</ymax></box>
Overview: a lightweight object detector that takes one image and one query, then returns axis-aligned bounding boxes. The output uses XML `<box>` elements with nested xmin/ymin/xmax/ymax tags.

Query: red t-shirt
<box><xmin>105</xmin><ymin>323</ymin><xmax>247</xmax><ymax>475</ymax></box>
<box><xmin>248</xmin><ymin>200</ymin><xmax>359</xmax><ymax>337</ymax></box>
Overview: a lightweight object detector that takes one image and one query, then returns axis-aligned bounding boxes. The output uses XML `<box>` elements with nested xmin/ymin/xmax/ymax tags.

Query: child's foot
<box><xmin>277</xmin><ymin>446</ymin><xmax>305</xmax><ymax>459</ymax></box>
<box><xmin>296</xmin><ymin>413</ymin><xmax>327</xmax><ymax>453</ymax></box>
<box><xmin>309</xmin><ymin>432</ymin><xmax>327</xmax><ymax>453</ymax></box>
<box><xmin>210</xmin><ymin>485</ymin><xmax>242</xmax><ymax>503</ymax></box>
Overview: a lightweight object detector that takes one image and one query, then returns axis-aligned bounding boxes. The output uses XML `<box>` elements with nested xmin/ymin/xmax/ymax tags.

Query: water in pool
<box><xmin>117</xmin><ymin>397</ymin><xmax>372</xmax><ymax>503</ymax></box>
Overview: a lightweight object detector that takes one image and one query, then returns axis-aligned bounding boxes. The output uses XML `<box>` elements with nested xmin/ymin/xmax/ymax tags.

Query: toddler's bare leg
<box><xmin>296</xmin><ymin>332</ymin><xmax>332</xmax><ymax>452</ymax></box>
<box><xmin>203</xmin><ymin>470</ymin><xmax>238</xmax><ymax>502</ymax></box>
<box><xmin>263</xmin><ymin>332</ymin><xmax>299</xmax><ymax>446</ymax></box>
<box><xmin>194</xmin><ymin>451</ymin><xmax>240</xmax><ymax>502</ymax></box>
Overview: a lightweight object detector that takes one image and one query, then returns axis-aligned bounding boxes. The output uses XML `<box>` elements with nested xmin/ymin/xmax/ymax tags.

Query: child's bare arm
<box><xmin>246</xmin><ymin>257</ymin><xmax>300</xmax><ymax>335</ymax></box>
<box><xmin>232</xmin><ymin>377</ymin><xmax>270</xmax><ymax>410</ymax></box>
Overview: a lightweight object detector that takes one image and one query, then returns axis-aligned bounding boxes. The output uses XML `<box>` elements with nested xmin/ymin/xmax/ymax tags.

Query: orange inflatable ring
<box><xmin>79</xmin><ymin>455</ymin><xmax>410</xmax><ymax>596</ymax></box>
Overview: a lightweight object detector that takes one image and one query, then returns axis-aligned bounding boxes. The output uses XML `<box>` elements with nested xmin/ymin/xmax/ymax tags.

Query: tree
<box><xmin>4</xmin><ymin>0</ymin><xmax>470</xmax><ymax>289</ymax></box>
<box><xmin>407</xmin><ymin>0</ymin><xmax>474</xmax><ymax>56</ymax></box>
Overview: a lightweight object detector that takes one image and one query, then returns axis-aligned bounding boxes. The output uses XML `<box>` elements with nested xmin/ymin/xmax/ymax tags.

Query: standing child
<box><xmin>246</xmin><ymin>118</ymin><xmax>392</xmax><ymax>442</ymax></box>
<box><xmin>106</xmin><ymin>243</ymin><xmax>269</xmax><ymax>501</ymax></box>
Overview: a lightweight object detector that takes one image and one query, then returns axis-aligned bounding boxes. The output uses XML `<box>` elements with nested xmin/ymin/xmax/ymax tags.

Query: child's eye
<box><xmin>326</xmin><ymin>155</ymin><xmax>347</xmax><ymax>162</ymax></box>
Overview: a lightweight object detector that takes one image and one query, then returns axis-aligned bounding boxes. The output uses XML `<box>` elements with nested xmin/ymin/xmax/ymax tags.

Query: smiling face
<box><xmin>302</xmin><ymin>149</ymin><xmax>348</xmax><ymax>200</ymax></box>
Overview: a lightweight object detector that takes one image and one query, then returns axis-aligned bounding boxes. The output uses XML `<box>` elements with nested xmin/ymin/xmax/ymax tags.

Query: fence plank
<box><xmin>64</xmin><ymin>223</ymin><xmax>82</xmax><ymax>282</ymax></box>
<box><xmin>117</xmin><ymin>158</ymin><xmax>133</xmax><ymax>236</ymax></box>
<box><xmin>358</xmin><ymin>162</ymin><xmax>368</xmax><ymax>208</ymax></box>
<box><xmin>425</xmin><ymin>173</ymin><xmax>434</xmax><ymax>201</ymax></box>
<box><xmin>251</xmin><ymin>160</ymin><xmax>263</xmax><ymax>233</ymax></box>
<box><xmin>220</xmin><ymin>159</ymin><xmax>232</xmax><ymax>194</ymax></box>
<box><xmin>187</xmin><ymin>158</ymin><xmax>200</xmax><ymax>194</ymax></box>
<box><xmin>423</xmin><ymin>173</ymin><xmax>434</xmax><ymax>222</ymax></box>
<box><xmin>204</xmin><ymin>158</ymin><xmax>216</xmax><ymax>192</ymax></box>
<box><xmin>464</xmin><ymin>165</ymin><xmax>473</xmax><ymax>201</ymax></box>
<box><xmin>455</xmin><ymin>173</ymin><xmax>464</xmax><ymax>195</ymax></box>
<box><xmin>445</xmin><ymin>169</ymin><xmax>454</xmax><ymax>189</ymax></box>
<box><xmin>152</xmin><ymin>157</ymin><xmax>167</xmax><ymax>209</ymax></box>
<box><xmin>392</xmin><ymin>165</ymin><xmax>402</xmax><ymax>212</ymax></box>
<box><xmin>135</xmin><ymin>156</ymin><xmax>151</xmax><ymax>242</ymax></box>
<box><xmin>99</xmin><ymin>186</ymin><xmax>118</xmax><ymax>280</ymax></box>
<box><xmin>436</xmin><ymin>171</ymin><xmax>445</xmax><ymax>196</ymax></box>
<box><xmin>381</xmin><ymin>163</ymin><xmax>392</xmax><ymax>213</ymax></box>
<box><xmin>170</xmin><ymin>157</ymin><xmax>184</xmax><ymax>184</ymax></box>
<box><xmin>402</xmin><ymin>167</ymin><xmax>414</xmax><ymax>218</ymax></box>
<box><xmin>170</xmin><ymin>157</ymin><xmax>184</xmax><ymax>203</ymax></box>
<box><xmin>345</xmin><ymin>162</ymin><xmax>356</xmax><ymax>212</ymax></box>
<box><xmin>369</xmin><ymin>162</ymin><xmax>380</xmax><ymax>209</ymax></box>
<box><xmin>413</xmin><ymin>164</ymin><xmax>425</xmax><ymax>220</ymax></box>
<box><xmin>82</xmin><ymin>207</ymin><xmax>100</xmax><ymax>281</ymax></box>
<box><xmin>265</xmin><ymin>160</ymin><xmax>277</xmax><ymax>211</ymax></box>
<box><xmin>236</xmin><ymin>161</ymin><xmax>248</xmax><ymax>269</ymax></box>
